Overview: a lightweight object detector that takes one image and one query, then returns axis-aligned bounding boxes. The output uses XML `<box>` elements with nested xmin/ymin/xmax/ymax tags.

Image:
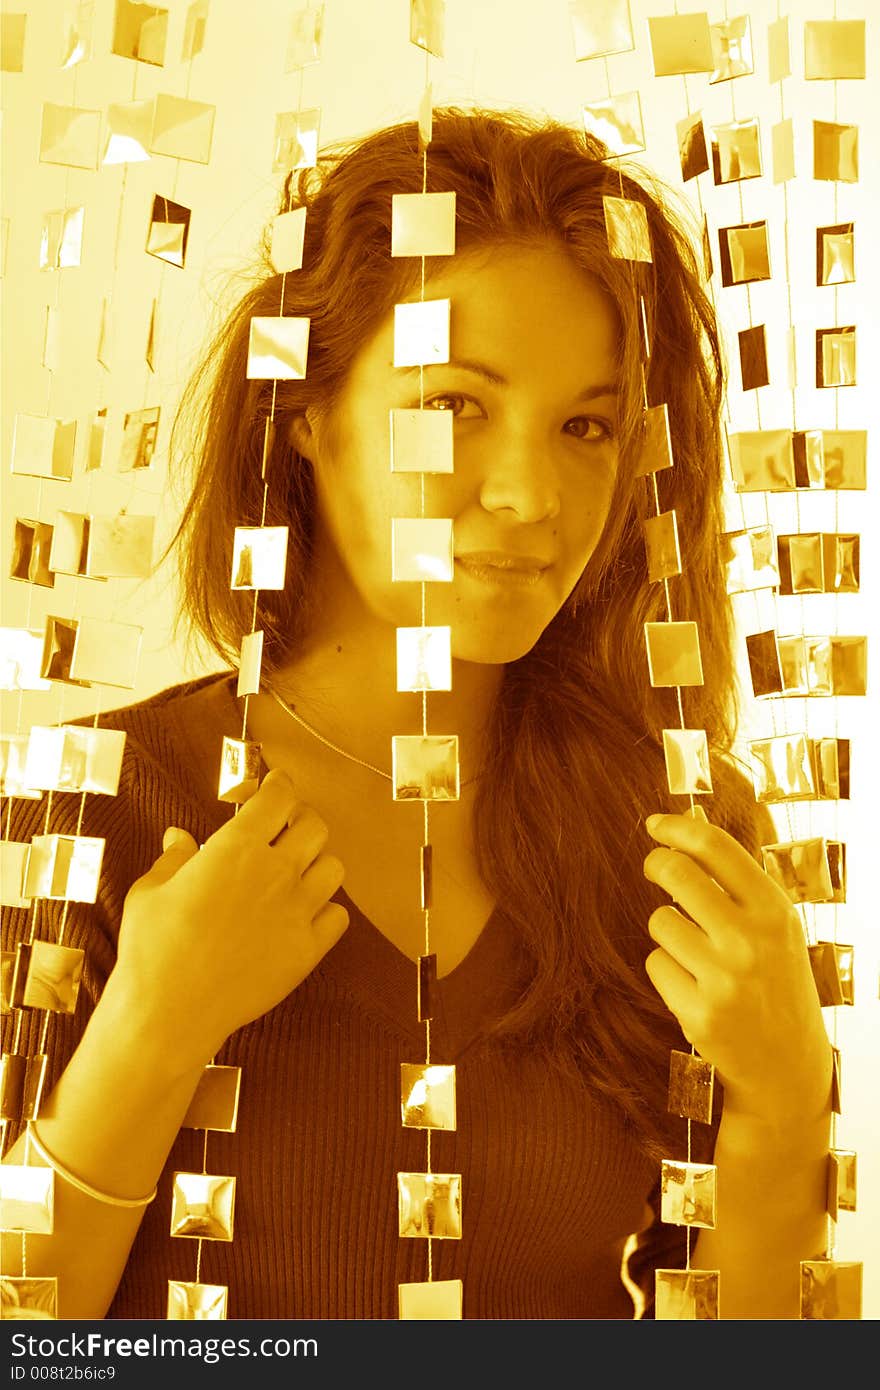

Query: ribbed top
<box><xmin>3</xmin><ymin>673</ymin><xmax>694</xmax><ymax>1319</ymax></box>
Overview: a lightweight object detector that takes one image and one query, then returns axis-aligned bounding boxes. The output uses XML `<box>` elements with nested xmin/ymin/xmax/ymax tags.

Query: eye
<box><xmin>563</xmin><ymin>416</ymin><xmax>615</xmax><ymax>443</ymax></box>
<box><xmin>421</xmin><ymin>393</ymin><xmax>484</xmax><ymax>419</ymax></box>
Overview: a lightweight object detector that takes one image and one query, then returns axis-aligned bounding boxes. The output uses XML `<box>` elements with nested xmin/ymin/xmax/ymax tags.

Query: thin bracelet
<box><xmin>26</xmin><ymin>1123</ymin><xmax>158</xmax><ymax>1209</ymax></box>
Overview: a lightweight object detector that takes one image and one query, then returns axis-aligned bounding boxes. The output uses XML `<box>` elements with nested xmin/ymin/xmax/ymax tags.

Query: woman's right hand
<box><xmin>111</xmin><ymin>767</ymin><xmax>349</xmax><ymax>1069</ymax></box>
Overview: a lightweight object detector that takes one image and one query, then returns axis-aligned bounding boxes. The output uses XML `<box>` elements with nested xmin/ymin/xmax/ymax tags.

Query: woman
<box><xmin>1</xmin><ymin>109</ymin><xmax>831</xmax><ymax>1320</ymax></box>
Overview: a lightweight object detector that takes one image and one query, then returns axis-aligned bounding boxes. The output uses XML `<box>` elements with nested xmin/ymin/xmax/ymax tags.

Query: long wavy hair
<box><xmin>166</xmin><ymin>108</ymin><xmax>762</xmax><ymax>1157</ymax></box>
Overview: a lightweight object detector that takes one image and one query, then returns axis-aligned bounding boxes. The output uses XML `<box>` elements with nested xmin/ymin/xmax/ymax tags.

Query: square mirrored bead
<box><xmin>804</xmin><ymin>21</ymin><xmax>866</xmax><ymax>80</ymax></box>
<box><xmin>800</xmin><ymin>1261</ymin><xmax>862</xmax><ymax>1319</ymax></box>
<box><xmin>660</xmin><ymin>1160</ymin><xmax>716</xmax><ymax>1228</ymax></box>
<box><xmin>391</xmin><ymin>518</ymin><xmax>453</xmax><ymax>582</ymax></box>
<box><xmin>398</xmin><ymin>1172</ymin><xmax>462</xmax><ymax>1239</ymax></box>
<box><xmin>11</xmin><ymin>940</ymin><xmax>84</xmax><ymax>1014</ymax></box>
<box><xmin>392</xmin><ymin>735</ymin><xmax>459</xmax><ymax>801</ymax></box>
<box><xmin>391</xmin><ymin>192</ymin><xmax>456</xmax><ymax>257</ymax></box>
<box><xmin>218</xmin><ymin>737</ymin><xmax>261</xmax><ymax>804</ymax></box>
<box><xmin>813</xmin><ymin>121</ymin><xmax>858</xmax><ymax>182</ymax></box>
<box><xmin>667</xmin><ymin>1050</ymin><xmax>714</xmax><ymax>1123</ymax></box>
<box><xmin>711</xmin><ymin>118</ymin><xmax>762</xmax><ymax>184</ymax></box>
<box><xmin>662</xmin><ymin>729</ymin><xmax>712</xmax><ymax>796</ymax></box>
<box><xmin>635</xmin><ymin>404</ymin><xmax>674</xmax><ymax>476</ymax></box>
<box><xmin>644</xmin><ymin>622</ymin><xmax>704</xmax><ymax>687</ymax></box>
<box><xmin>0</xmin><ymin>1164</ymin><xmax>54</xmax><ymax>1234</ymax></box>
<box><xmin>808</xmin><ymin>942</ymin><xmax>854</xmax><ymax>1007</ymax></box>
<box><xmin>246</xmin><ymin>317</ymin><xmax>310</xmax><ymax>379</ymax></box>
<box><xmin>399</xmin><ymin>1278</ymin><xmax>463</xmax><ymax>1319</ymax></box>
<box><xmin>0</xmin><ymin>1276</ymin><xmax>58</xmax><ymax>1319</ymax></box>
<box><xmin>170</xmin><ymin>1172</ymin><xmax>236</xmax><ymax>1241</ymax></box>
<box><xmin>647</xmin><ymin>13</ymin><xmax>714</xmax><ymax>76</ymax></box>
<box><xmin>393</xmin><ymin>299</ymin><xmax>450</xmax><ymax>367</ymax></box>
<box><xmin>390</xmin><ymin>408</ymin><xmax>454</xmax><ymax>474</ymax></box>
<box><xmin>23</xmin><ymin>834</ymin><xmax>104</xmax><ymax>903</ymax></box>
<box><xmin>401</xmin><ymin>1063</ymin><xmax>456</xmax><ymax>1130</ymax></box>
<box><xmin>655</xmin><ymin>1268</ymin><xmax>719</xmax><ymax>1319</ymax></box>
<box><xmin>582</xmin><ymin>92</ymin><xmax>645</xmax><ymax>158</ymax></box>
<box><xmin>167</xmin><ymin>1280</ymin><xmax>229</xmax><ymax>1319</ymax></box>
<box><xmin>718</xmin><ymin>221</ymin><xmax>770</xmax><ymax>286</ymax></box>
<box><xmin>569</xmin><ymin>0</ymin><xmax>634</xmax><ymax>61</ymax></box>
<box><xmin>182</xmin><ymin>1065</ymin><xmax>242</xmax><ymax>1132</ymax></box>
<box><xmin>761</xmin><ymin>838</ymin><xmax>835</xmax><ymax>904</ymax></box>
<box><xmin>231</xmin><ymin>526</ymin><xmax>288</xmax><ymax>590</ymax></box>
<box><xmin>603</xmin><ymin>195</ymin><xmax>651</xmax><ymax>261</ymax></box>
<box><xmin>272</xmin><ymin>108</ymin><xmax>320</xmax><ymax>172</ymax></box>
<box><xmin>396</xmin><ymin>626</ymin><xmax>452</xmax><ymax>692</ymax></box>
<box><xmin>643</xmin><ymin>511</ymin><xmax>681</xmax><ymax>583</ymax></box>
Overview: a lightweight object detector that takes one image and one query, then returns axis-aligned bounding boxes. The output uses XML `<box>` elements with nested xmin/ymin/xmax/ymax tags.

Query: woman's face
<box><xmin>298</xmin><ymin>240</ymin><xmax>622</xmax><ymax>664</ymax></box>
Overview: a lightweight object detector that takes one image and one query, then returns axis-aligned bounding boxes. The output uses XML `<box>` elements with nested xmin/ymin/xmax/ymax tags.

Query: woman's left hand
<box><xmin>642</xmin><ymin>812</ymin><xmax>832</xmax><ymax>1127</ymax></box>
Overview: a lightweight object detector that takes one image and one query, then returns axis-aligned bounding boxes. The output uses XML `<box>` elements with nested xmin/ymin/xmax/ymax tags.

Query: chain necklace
<box><xmin>268</xmin><ymin>687</ymin><xmax>479</xmax><ymax>788</ymax></box>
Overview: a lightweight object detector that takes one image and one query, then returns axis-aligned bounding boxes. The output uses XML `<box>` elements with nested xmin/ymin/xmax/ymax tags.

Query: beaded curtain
<box><xmin>0</xmin><ymin>0</ymin><xmax>876</xmax><ymax>1320</ymax></box>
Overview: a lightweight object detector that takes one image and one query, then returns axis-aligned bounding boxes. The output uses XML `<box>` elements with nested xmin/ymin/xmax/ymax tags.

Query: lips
<box><xmin>454</xmin><ymin>551</ymin><xmax>552</xmax><ymax>571</ymax></box>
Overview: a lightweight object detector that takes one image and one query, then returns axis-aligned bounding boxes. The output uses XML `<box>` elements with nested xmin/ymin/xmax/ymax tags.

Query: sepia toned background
<box><xmin>1</xmin><ymin>0</ymin><xmax>877</xmax><ymax>1317</ymax></box>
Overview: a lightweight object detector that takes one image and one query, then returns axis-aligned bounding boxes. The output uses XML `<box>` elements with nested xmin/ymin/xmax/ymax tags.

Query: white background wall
<box><xmin>2</xmin><ymin>0</ymin><xmax>877</xmax><ymax>1317</ymax></box>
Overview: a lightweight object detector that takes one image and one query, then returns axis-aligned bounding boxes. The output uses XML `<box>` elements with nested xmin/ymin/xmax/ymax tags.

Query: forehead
<box><xmin>355</xmin><ymin>241</ymin><xmax>620</xmax><ymax>389</ymax></box>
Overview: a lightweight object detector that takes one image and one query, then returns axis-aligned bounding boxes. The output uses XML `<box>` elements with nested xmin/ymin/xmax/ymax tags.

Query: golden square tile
<box><xmin>827</xmin><ymin>1150</ymin><xmax>857</xmax><ymax>1220</ymax></box>
<box><xmin>749</xmin><ymin>735</ymin><xmax>816</xmax><ymax>804</ymax></box>
<box><xmin>711</xmin><ymin>118</ymin><xmax>762</xmax><ymax>184</ymax></box>
<box><xmin>808</xmin><ymin>941</ymin><xmax>854</xmax><ymax>1007</ymax></box>
<box><xmin>25</xmin><ymin>724</ymin><xmax>125</xmax><ymax>795</ymax></box>
<box><xmin>635</xmin><ymin>403</ymin><xmax>673</xmax><ymax>477</ymax></box>
<box><xmin>391</xmin><ymin>517</ymin><xmax>453</xmax><ymax>582</ymax></box>
<box><xmin>285</xmin><ymin>4</ymin><xmax>324</xmax><ymax>69</ymax></box>
<box><xmin>11</xmin><ymin>519</ymin><xmax>55</xmax><ymax>588</ymax></box>
<box><xmin>0</xmin><ymin>1164</ymin><xmax>54</xmax><ymax>1234</ymax></box>
<box><xmin>800</xmin><ymin>1261</ymin><xmax>862</xmax><ymax>1318</ymax></box>
<box><xmin>767</xmin><ymin>15</ymin><xmax>790</xmax><ymax>84</ymax></box>
<box><xmin>396</xmin><ymin>625</ymin><xmax>452</xmax><ymax>692</ymax></box>
<box><xmin>401</xmin><ymin>1062</ymin><xmax>456</xmax><ymax>1130</ymax></box>
<box><xmin>722</xmin><ymin>525</ymin><xmax>778</xmax><ymax>594</ymax></box>
<box><xmin>648</xmin><ymin>13</ymin><xmax>714</xmax><ymax>76</ymax></box>
<box><xmin>392</xmin><ymin>734</ymin><xmax>459</xmax><ymax>801</ymax></box>
<box><xmin>118</xmin><ymin>405</ymin><xmax>159</xmax><ymax>471</ymax></box>
<box><xmin>582</xmin><ymin>92</ymin><xmax>645</xmax><ymax>158</ymax></box>
<box><xmin>170</xmin><ymin>1172</ymin><xmax>236</xmax><ymax>1241</ymax></box>
<box><xmin>39</xmin><ymin>102</ymin><xmax>101</xmax><ymax>169</ymax></box>
<box><xmin>814</xmin><ymin>738</ymin><xmax>850</xmax><ymax>800</ymax></box>
<box><xmin>667</xmin><ymin>1050</ymin><xmax>715</xmax><ymax>1123</ymax></box>
<box><xmin>0</xmin><ymin>1275</ymin><xmax>58</xmax><ymax>1318</ymax></box>
<box><xmin>727</xmin><ymin>429</ymin><xmax>793</xmax><ymax>490</ymax></box>
<box><xmin>23</xmin><ymin>834</ymin><xmax>104</xmax><ymax>904</ymax></box>
<box><xmin>0</xmin><ymin>734</ymin><xmax>41</xmax><ymax>798</ymax></box>
<box><xmin>237</xmin><ymin>630</ymin><xmax>265</xmax><ymax>697</ymax></box>
<box><xmin>182</xmin><ymin>2</ymin><xmax>208</xmax><ymax>62</ymax></box>
<box><xmin>150</xmin><ymin>95</ymin><xmax>215</xmax><ymax>164</ymax></box>
<box><xmin>813</xmin><ymin>121</ymin><xmax>858</xmax><ymax>182</ymax></box>
<box><xmin>644</xmin><ymin>622</ymin><xmax>704</xmax><ymax>687</ymax></box>
<box><xmin>816</xmin><ymin>327</ymin><xmax>856</xmax><ymax>388</ymax></box>
<box><xmin>398</xmin><ymin>1172</ymin><xmax>462</xmax><ymax>1239</ymax></box>
<box><xmin>420</xmin><ymin>844</ymin><xmax>433</xmax><ymax>910</ymax></box>
<box><xmin>830</xmin><ymin>636</ymin><xmax>867</xmax><ymax>696</ymax></box>
<box><xmin>87</xmin><ymin>512</ymin><xmax>155</xmax><ymax>580</ymax></box>
<box><xmin>146</xmin><ymin>195</ymin><xmax>190</xmax><ymax>268</ymax></box>
<box><xmin>390</xmin><ymin>407</ymin><xmax>454</xmax><ymax>474</ymax></box>
<box><xmin>182</xmin><ymin>1065</ymin><xmax>242</xmax><ymax>1132</ymax></box>
<box><xmin>817</xmin><ymin>224</ymin><xmax>855</xmax><ymax>286</ymax></box>
<box><xmin>662</xmin><ymin>729</ymin><xmax>712</xmax><ymax>797</ymax></box>
<box><xmin>167</xmin><ymin>1281</ymin><xmax>228</xmax><ymax>1319</ymax></box>
<box><xmin>231</xmin><ymin>526</ymin><xmax>289</xmax><ymax>590</ymax></box>
<box><xmin>718</xmin><ymin>221</ymin><xmax>770</xmax><ymax>286</ymax></box>
<box><xmin>69</xmin><ymin>616</ymin><xmax>143</xmax><ymax>688</ymax></box>
<box><xmin>112</xmin><ymin>0</ymin><xmax>168</xmax><ymax>65</ymax></box>
<box><xmin>11</xmin><ymin>940</ymin><xmax>85</xmax><ymax>1014</ymax></box>
<box><xmin>10</xmin><ymin>414</ymin><xmax>76</xmax><ymax>480</ymax></box>
<box><xmin>0</xmin><ymin>843</ymin><xmax>31</xmax><ymax>908</ymax></box>
<box><xmin>391</xmin><ymin>192</ymin><xmax>456</xmax><ymax>257</ymax></box>
<box><xmin>418</xmin><ymin>83</ymin><xmax>433</xmax><ymax>149</ymax></box>
<box><xmin>0</xmin><ymin>630</ymin><xmax>50</xmax><ymax>695</ymax></box>
<box><xmin>603</xmin><ymin>195</ymin><xmax>651</xmax><ymax>261</ymax></box>
<box><xmin>643</xmin><ymin>511</ymin><xmax>681</xmax><ymax>583</ymax></box>
<box><xmin>1</xmin><ymin>13</ymin><xmax>26</xmax><ymax>71</ymax></box>
<box><xmin>660</xmin><ymin>1160</ymin><xmax>716</xmax><ymax>1228</ymax></box>
<box><xmin>825</xmin><ymin>535</ymin><xmax>859</xmax><ymax>593</ymax></box>
<box><xmin>761</xmin><ymin>838</ymin><xmax>835</xmax><ymax>904</ymax></box>
<box><xmin>399</xmin><ymin>1278</ymin><xmax>463</xmax><ymax>1319</ymax></box>
<box><xmin>776</xmin><ymin>533</ymin><xmax>823</xmax><ymax>595</ymax></box>
<box><xmin>393</xmin><ymin>299</ymin><xmax>450</xmax><ymax>367</ymax></box>
<box><xmin>804</xmin><ymin>21</ymin><xmax>866</xmax><ymax>80</ymax></box>
<box><xmin>46</xmin><ymin>510</ymin><xmax>89</xmax><ymax>577</ymax></box>
<box><xmin>709</xmin><ymin>15</ymin><xmax>753</xmax><ymax>83</ymax></box>
<box><xmin>410</xmin><ymin>0</ymin><xmax>445</xmax><ymax>57</ymax></box>
<box><xmin>39</xmin><ymin>207</ymin><xmax>85</xmax><ymax>269</ymax></box>
<box><xmin>418</xmin><ymin>953</ymin><xmax>436</xmax><ymax>1021</ymax></box>
<box><xmin>569</xmin><ymin>0</ymin><xmax>634</xmax><ymax>60</ymax></box>
<box><xmin>272</xmin><ymin>108</ymin><xmax>320</xmax><ymax>172</ymax></box>
<box><xmin>0</xmin><ymin>1054</ymin><xmax>26</xmax><ymax>1121</ymax></box>
<box><xmin>676</xmin><ymin>112</ymin><xmax>709</xmax><ymax>182</ymax></box>
<box><xmin>771</xmin><ymin>118</ymin><xmax>795</xmax><ymax>184</ymax></box>
<box><xmin>270</xmin><ymin>207</ymin><xmax>307</xmax><ymax>273</ymax></box>
<box><xmin>655</xmin><ymin>1268</ymin><xmax>719</xmax><ymax>1319</ymax></box>
<box><xmin>217</xmin><ymin>737</ymin><xmax>262</xmax><ymax>805</ymax></box>
<box><xmin>738</xmin><ymin>324</ymin><xmax>769</xmax><ymax>391</ymax></box>
<box><xmin>102</xmin><ymin>98</ymin><xmax>154</xmax><ymax>165</ymax></box>
<box><xmin>822</xmin><ymin>431</ymin><xmax>867</xmax><ymax>490</ymax></box>
<box><xmin>247</xmin><ymin>316</ymin><xmax>310</xmax><ymax>379</ymax></box>
<box><xmin>792</xmin><ymin>431</ymin><xmax>825</xmax><ymax>489</ymax></box>
<box><xmin>745</xmin><ymin>630</ymin><xmax>783</xmax><ymax>697</ymax></box>
<box><xmin>41</xmin><ymin>616</ymin><xmax>88</xmax><ymax>687</ymax></box>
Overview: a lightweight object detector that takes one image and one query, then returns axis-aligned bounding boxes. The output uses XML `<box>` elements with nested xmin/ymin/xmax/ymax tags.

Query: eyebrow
<box><xmin>398</xmin><ymin>358</ymin><xmax>619</xmax><ymax>402</ymax></box>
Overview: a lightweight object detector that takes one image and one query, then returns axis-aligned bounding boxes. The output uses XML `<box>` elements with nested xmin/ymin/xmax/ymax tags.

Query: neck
<box><xmin>262</xmin><ymin>564</ymin><xmax>504</xmax><ymax>783</ymax></box>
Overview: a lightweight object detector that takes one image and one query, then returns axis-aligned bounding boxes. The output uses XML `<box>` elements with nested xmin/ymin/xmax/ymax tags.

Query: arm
<box><xmin>2</xmin><ymin>771</ymin><xmax>349</xmax><ymax>1319</ymax></box>
<box><xmin>642</xmin><ymin>812</ymin><xmax>832</xmax><ymax>1319</ymax></box>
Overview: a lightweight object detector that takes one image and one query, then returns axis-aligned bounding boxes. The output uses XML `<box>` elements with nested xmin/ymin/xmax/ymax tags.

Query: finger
<box><xmin>310</xmin><ymin>900</ymin><xmax>350</xmax><ymax>943</ymax></box>
<box><xmin>647</xmin><ymin>905</ymin><xmax>717</xmax><ymax>982</ymax></box>
<box><xmin>223</xmin><ymin>767</ymin><xmax>298</xmax><ymax>845</ymax></box>
<box><xmin>299</xmin><ymin>853</ymin><xmax>345</xmax><ymax>911</ymax></box>
<box><xmin>271</xmin><ymin>808</ymin><xmax>329</xmax><ymax>876</ymax></box>
<box><xmin>136</xmin><ymin>828</ymin><xmax>199</xmax><ymax>889</ymax></box>
<box><xmin>643</xmin><ymin>845</ymin><xmax>736</xmax><ymax>940</ymax></box>
<box><xmin>644</xmin><ymin>946</ymin><xmax>699</xmax><ymax>1032</ymax></box>
<box><xmin>645</xmin><ymin>813</ymin><xmax>774</xmax><ymax>910</ymax></box>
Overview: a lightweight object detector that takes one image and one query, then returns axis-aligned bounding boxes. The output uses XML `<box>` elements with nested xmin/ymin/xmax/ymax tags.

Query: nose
<box><xmin>477</xmin><ymin>429</ymin><xmax>561</xmax><ymax>522</ymax></box>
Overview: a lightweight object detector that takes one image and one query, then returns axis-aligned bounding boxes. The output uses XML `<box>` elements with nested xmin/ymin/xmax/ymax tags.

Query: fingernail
<box><xmin>163</xmin><ymin>827</ymin><xmax>184</xmax><ymax>851</ymax></box>
<box><xmin>645</xmin><ymin>814</ymin><xmax>663</xmax><ymax>832</ymax></box>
